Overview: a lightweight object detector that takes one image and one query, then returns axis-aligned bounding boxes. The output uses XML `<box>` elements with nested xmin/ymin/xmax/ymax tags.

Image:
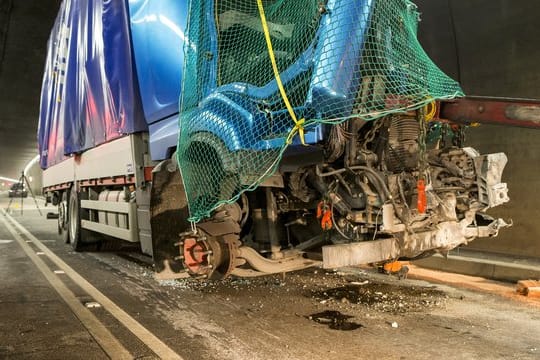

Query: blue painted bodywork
<box><xmin>128</xmin><ymin>0</ymin><xmax>188</xmax><ymax>124</ymax></box>
<box><xmin>308</xmin><ymin>0</ymin><xmax>375</xmax><ymax>118</ymax></box>
<box><xmin>148</xmin><ymin>115</ymin><xmax>179</xmax><ymax>160</ymax></box>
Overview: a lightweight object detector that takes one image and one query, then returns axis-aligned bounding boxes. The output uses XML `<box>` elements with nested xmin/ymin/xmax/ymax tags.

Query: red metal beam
<box><xmin>439</xmin><ymin>96</ymin><xmax>540</xmax><ymax>129</ymax></box>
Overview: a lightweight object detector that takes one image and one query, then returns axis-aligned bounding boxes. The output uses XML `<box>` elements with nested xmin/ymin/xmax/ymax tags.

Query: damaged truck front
<box><xmin>39</xmin><ymin>0</ymin><xmax>510</xmax><ymax>280</ymax></box>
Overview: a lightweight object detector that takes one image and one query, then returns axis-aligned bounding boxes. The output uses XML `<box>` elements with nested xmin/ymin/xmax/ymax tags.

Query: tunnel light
<box><xmin>0</xmin><ymin>176</ymin><xmax>18</xmax><ymax>183</ymax></box>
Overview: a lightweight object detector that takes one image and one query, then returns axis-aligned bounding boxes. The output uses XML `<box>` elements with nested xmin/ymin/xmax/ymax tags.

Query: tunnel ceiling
<box><xmin>0</xmin><ymin>0</ymin><xmax>538</xmax><ymax>180</ymax></box>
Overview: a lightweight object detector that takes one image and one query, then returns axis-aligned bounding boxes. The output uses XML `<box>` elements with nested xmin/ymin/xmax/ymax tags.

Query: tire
<box><xmin>67</xmin><ymin>187</ymin><xmax>100</xmax><ymax>251</ymax></box>
<box><xmin>68</xmin><ymin>187</ymin><xmax>84</xmax><ymax>251</ymax></box>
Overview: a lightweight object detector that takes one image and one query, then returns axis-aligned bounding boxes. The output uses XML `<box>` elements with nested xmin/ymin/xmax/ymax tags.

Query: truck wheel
<box><xmin>150</xmin><ymin>158</ymin><xmax>191</xmax><ymax>277</ymax></box>
<box><xmin>58</xmin><ymin>192</ymin><xmax>69</xmax><ymax>243</ymax></box>
<box><xmin>68</xmin><ymin>187</ymin><xmax>84</xmax><ymax>251</ymax></box>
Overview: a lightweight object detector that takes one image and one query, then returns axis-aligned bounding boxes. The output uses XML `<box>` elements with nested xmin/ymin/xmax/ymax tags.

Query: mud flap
<box><xmin>150</xmin><ymin>159</ymin><xmax>191</xmax><ymax>279</ymax></box>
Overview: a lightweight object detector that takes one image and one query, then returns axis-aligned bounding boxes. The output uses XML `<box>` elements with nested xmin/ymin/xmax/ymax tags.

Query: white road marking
<box><xmin>1</xmin><ymin>209</ymin><xmax>183</xmax><ymax>360</ymax></box>
<box><xmin>0</xmin><ymin>211</ymin><xmax>132</xmax><ymax>360</ymax></box>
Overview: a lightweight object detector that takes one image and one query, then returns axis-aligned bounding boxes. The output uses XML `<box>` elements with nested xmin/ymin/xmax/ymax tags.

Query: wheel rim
<box><xmin>69</xmin><ymin>194</ymin><xmax>78</xmax><ymax>241</ymax></box>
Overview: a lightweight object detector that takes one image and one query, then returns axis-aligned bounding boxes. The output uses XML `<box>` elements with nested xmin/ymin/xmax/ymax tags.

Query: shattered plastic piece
<box><xmin>53</xmin><ymin>270</ymin><xmax>65</xmax><ymax>274</ymax></box>
<box><xmin>391</xmin><ymin>321</ymin><xmax>399</xmax><ymax>328</ymax></box>
<box><xmin>85</xmin><ymin>302</ymin><xmax>102</xmax><ymax>309</ymax></box>
<box><xmin>350</xmin><ymin>280</ymin><xmax>369</xmax><ymax>286</ymax></box>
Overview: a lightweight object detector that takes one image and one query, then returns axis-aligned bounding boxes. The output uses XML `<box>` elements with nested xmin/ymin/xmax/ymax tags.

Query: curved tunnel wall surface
<box><xmin>416</xmin><ymin>0</ymin><xmax>540</xmax><ymax>258</ymax></box>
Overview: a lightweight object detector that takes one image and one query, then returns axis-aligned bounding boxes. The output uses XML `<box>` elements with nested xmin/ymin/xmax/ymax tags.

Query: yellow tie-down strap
<box><xmin>257</xmin><ymin>0</ymin><xmax>306</xmax><ymax>145</ymax></box>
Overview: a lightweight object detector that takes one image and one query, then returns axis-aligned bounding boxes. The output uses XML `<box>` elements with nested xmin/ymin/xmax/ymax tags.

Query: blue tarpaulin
<box><xmin>38</xmin><ymin>0</ymin><xmax>147</xmax><ymax>169</ymax></box>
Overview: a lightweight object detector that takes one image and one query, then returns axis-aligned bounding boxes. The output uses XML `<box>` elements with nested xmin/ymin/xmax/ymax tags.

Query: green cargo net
<box><xmin>178</xmin><ymin>0</ymin><xmax>463</xmax><ymax>222</ymax></box>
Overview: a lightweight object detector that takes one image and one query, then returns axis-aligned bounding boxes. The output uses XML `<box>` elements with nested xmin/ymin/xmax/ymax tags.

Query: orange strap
<box><xmin>317</xmin><ymin>201</ymin><xmax>333</xmax><ymax>230</ymax></box>
<box><xmin>417</xmin><ymin>179</ymin><xmax>427</xmax><ymax>214</ymax></box>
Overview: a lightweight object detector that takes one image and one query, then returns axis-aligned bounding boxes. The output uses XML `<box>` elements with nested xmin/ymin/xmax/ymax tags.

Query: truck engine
<box><xmin>168</xmin><ymin>110</ymin><xmax>509</xmax><ymax>279</ymax></box>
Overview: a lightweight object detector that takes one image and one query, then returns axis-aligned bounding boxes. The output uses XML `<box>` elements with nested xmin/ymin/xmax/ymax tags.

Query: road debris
<box><xmin>84</xmin><ymin>301</ymin><xmax>102</xmax><ymax>308</ymax></box>
<box><xmin>516</xmin><ymin>280</ymin><xmax>540</xmax><ymax>298</ymax></box>
<box><xmin>311</xmin><ymin>282</ymin><xmax>446</xmax><ymax>314</ymax></box>
<box><xmin>349</xmin><ymin>280</ymin><xmax>369</xmax><ymax>286</ymax></box>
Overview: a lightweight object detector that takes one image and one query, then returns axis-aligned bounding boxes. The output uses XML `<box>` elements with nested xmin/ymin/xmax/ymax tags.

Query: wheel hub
<box><xmin>177</xmin><ymin>229</ymin><xmax>238</xmax><ymax>279</ymax></box>
<box><xmin>181</xmin><ymin>236</ymin><xmax>214</xmax><ymax>276</ymax></box>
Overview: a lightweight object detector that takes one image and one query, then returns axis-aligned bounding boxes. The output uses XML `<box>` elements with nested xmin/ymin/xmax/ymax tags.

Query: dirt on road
<box><xmin>106</xmin><ymin>256</ymin><xmax>540</xmax><ymax>360</ymax></box>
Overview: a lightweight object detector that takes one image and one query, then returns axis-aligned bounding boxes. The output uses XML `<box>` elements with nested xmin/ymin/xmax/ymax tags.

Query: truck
<box><xmin>39</xmin><ymin>0</ymin><xmax>512</xmax><ymax>280</ymax></box>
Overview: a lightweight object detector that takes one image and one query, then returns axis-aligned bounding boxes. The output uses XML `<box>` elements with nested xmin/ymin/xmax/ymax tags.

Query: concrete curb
<box><xmin>414</xmin><ymin>251</ymin><xmax>540</xmax><ymax>283</ymax></box>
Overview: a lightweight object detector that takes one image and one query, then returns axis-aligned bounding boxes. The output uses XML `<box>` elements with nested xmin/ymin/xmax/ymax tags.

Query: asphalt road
<box><xmin>0</xmin><ymin>193</ymin><xmax>539</xmax><ymax>360</ymax></box>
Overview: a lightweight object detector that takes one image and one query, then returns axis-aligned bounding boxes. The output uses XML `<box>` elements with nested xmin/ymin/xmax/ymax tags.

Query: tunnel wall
<box><xmin>416</xmin><ymin>0</ymin><xmax>540</xmax><ymax>258</ymax></box>
<box><xmin>25</xmin><ymin>162</ymin><xmax>43</xmax><ymax>197</ymax></box>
